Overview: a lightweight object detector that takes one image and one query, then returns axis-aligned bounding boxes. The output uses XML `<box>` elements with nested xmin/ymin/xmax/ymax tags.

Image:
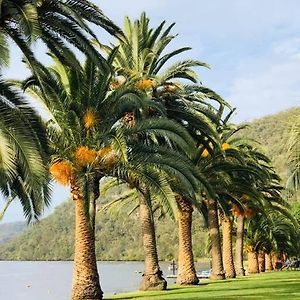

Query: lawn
<box><xmin>107</xmin><ymin>271</ymin><xmax>300</xmax><ymax>299</ymax></box>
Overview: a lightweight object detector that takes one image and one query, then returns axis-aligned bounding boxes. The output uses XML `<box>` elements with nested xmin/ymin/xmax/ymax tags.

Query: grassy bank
<box><xmin>107</xmin><ymin>271</ymin><xmax>300</xmax><ymax>299</ymax></box>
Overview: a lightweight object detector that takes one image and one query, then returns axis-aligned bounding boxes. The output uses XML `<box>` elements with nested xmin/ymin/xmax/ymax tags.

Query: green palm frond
<box><xmin>0</xmin><ymin>78</ymin><xmax>50</xmax><ymax>222</ymax></box>
<box><xmin>159</xmin><ymin>60</ymin><xmax>209</xmax><ymax>84</ymax></box>
<box><xmin>0</xmin><ymin>32</ymin><xmax>9</xmax><ymax>68</ymax></box>
<box><xmin>127</xmin><ymin>118</ymin><xmax>196</xmax><ymax>156</ymax></box>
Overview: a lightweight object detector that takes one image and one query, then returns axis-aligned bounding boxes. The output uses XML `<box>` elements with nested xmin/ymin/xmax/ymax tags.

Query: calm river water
<box><xmin>0</xmin><ymin>261</ymin><xmax>209</xmax><ymax>300</ymax></box>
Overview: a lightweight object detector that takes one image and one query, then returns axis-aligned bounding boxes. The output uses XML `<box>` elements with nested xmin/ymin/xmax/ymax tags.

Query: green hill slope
<box><xmin>0</xmin><ymin>200</ymin><xmax>206</xmax><ymax>261</ymax></box>
<box><xmin>0</xmin><ymin>107</ymin><xmax>298</xmax><ymax>261</ymax></box>
<box><xmin>240</xmin><ymin>107</ymin><xmax>300</xmax><ymax>184</ymax></box>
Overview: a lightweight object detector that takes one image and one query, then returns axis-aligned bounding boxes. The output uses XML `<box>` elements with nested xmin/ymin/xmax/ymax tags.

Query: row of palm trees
<box><xmin>0</xmin><ymin>2</ymin><xmax>299</xmax><ymax>300</ymax></box>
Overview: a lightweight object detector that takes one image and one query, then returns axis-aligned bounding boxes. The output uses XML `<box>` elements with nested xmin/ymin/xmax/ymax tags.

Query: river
<box><xmin>0</xmin><ymin>261</ymin><xmax>210</xmax><ymax>300</ymax></box>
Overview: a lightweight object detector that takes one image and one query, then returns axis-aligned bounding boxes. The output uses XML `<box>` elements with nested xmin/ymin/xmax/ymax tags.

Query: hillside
<box><xmin>0</xmin><ymin>107</ymin><xmax>298</xmax><ymax>261</ymax></box>
<box><xmin>0</xmin><ymin>201</ymin><xmax>207</xmax><ymax>261</ymax></box>
<box><xmin>240</xmin><ymin>107</ymin><xmax>300</xmax><ymax>184</ymax></box>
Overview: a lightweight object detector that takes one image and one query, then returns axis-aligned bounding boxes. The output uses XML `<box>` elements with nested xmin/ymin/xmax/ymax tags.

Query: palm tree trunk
<box><xmin>272</xmin><ymin>252</ymin><xmax>279</xmax><ymax>269</ymax></box>
<box><xmin>235</xmin><ymin>215</ymin><xmax>245</xmax><ymax>276</ymax></box>
<box><xmin>258</xmin><ymin>251</ymin><xmax>265</xmax><ymax>272</ymax></box>
<box><xmin>207</xmin><ymin>199</ymin><xmax>225</xmax><ymax>280</ymax></box>
<box><xmin>176</xmin><ymin>196</ymin><xmax>199</xmax><ymax>285</ymax></box>
<box><xmin>139</xmin><ymin>195</ymin><xmax>167</xmax><ymax>291</ymax></box>
<box><xmin>220</xmin><ymin>212</ymin><xmax>236</xmax><ymax>278</ymax></box>
<box><xmin>71</xmin><ymin>178</ymin><xmax>103</xmax><ymax>300</ymax></box>
<box><xmin>89</xmin><ymin>176</ymin><xmax>100</xmax><ymax>233</ymax></box>
<box><xmin>265</xmin><ymin>253</ymin><xmax>273</xmax><ymax>271</ymax></box>
<box><xmin>247</xmin><ymin>249</ymin><xmax>259</xmax><ymax>274</ymax></box>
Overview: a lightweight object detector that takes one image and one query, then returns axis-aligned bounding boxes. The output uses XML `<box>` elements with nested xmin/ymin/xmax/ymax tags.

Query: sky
<box><xmin>1</xmin><ymin>0</ymin><xmax>300</xmax><ymax>223</ymax></box>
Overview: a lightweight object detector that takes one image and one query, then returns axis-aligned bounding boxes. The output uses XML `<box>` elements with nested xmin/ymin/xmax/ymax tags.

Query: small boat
<box><xmin>197</xmin><ymin>269</ymin><xmax>211</xmax><ymax>278</ymax></box>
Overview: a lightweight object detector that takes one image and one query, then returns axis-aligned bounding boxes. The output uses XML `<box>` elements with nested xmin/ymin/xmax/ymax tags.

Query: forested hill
<box><xmin>0</xmin><ymin>201</ymin><xmax>206</xmax><ymax>261</ymax></box>
<box><xmin>239</xmin><ymin>107</ymin><xmax>300</xmax><ymax>184</ymax></box>
<box><xmin>0</xmin><ymin>107</ymin><xmax>298</xmax><ymax>261</ymax></box>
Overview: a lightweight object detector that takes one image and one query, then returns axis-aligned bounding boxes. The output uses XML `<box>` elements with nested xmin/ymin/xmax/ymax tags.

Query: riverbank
<box><xmin>107</xmin><ymin>271</ymin><xmax>300</xmax><ymax>299</ymax></box>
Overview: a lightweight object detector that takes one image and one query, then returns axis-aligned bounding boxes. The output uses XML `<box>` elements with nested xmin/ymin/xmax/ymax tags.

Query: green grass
<box><xmin>106</xmin><ymin>271</ymin><xmax>300</xmax><ymax>299</ymax></box>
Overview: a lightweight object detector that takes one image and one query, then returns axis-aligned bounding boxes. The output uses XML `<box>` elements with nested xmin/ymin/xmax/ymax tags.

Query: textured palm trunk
<box><xmin>258</xmin><ymin>251</ymin><xmax>265</xmax><ymax>272</ymax></box>
<box><xmin>176</xmin><ymin>196</ymin><xmax>199</xmax><ymax>285</ymax></box>
<box><xmin>71</xmin><ymin>178</ymin><xmax>102</xmax><ymax>300</ymax></box>
<box><xmin>272</xmin><ymin>252</ymin><xmax>279</xmax><ymax>269</ymax></box>
<box><xmin>220</xmin><ymin>212</ymin><xmax>236</xmax><ymax>278</ymax></box>
<box><xmin>265</xmin><ymin>253</ymin><xmax>273</xmax><ymax>271</ymax></box>
<box><xmin>139</xmin><ymin>195</ymin><xmax>167</xmax><ymax>291</ymax></box>
<box><xmin>247</xmin><ymin>249</ymin><xmax>259</xmax><ymax>274</ymax></box>
<box><xmin>207</xmin><ymin>199</ymin><xmax>225</xmax><ymax>280</ymax></box>
<box><xmin>235</xmin><ymin>215</ymin><xmax>245</xmax><ymax>276</ymax></box>
<box><xmin>88</xmin><ymin>176</ymin><xmax>100</xmax><ymax>233</ymax></box>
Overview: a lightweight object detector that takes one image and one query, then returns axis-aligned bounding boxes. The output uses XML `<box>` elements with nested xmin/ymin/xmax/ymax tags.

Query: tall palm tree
<box><xmin>105</xmin><ymin>13</ymin><xmax>232</xmax><ymax>285</ymax></box>
<box><xmin>23</xmin><ymin>57</ymin><xmax>130</xmax><ymax>299</ymax></box>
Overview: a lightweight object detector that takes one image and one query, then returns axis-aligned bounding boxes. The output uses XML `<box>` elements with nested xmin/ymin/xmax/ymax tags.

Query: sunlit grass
<box><xmin>107</xmin><ymin>271</ymin><xmax>300</xmax><ymax>299</ymax></box>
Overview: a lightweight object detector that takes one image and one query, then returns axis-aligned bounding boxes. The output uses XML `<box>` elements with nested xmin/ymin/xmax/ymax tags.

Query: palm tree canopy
<box><xmin>0</xmin><ymin>0</ymin><xmax>123</xmax><ymax>70</ymax></box>
<box><xmin>24</xmin><ymin>55</ymin><xmax>211</xmax><ymax>220</ymax></box>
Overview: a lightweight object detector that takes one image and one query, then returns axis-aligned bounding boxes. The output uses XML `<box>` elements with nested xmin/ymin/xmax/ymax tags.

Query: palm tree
<box><xmin>0</xmin><ymin>78</ymin><xmax>50</xmax><ymax>222</ymax></box>
<box><xmin>23</xmin><ymin>57</ymin><xmax>129</xmax><ymax>299</ymax></box>
<box><xmin>105</xmin><ymin>13</ymin><xmax>233</xmax><ymax>285</ymax></box>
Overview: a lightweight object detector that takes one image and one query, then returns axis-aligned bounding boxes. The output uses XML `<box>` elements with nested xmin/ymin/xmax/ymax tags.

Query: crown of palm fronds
<box><xmin>0</xmin><ymin>0</ymin><xmax>123</xmax><ymax>71</ymax></box>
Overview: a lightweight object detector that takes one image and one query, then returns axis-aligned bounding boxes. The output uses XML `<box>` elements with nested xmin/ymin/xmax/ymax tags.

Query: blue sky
<box><xmin>1</xmin><ymin>0</ymin><xmax>300</xmax><ymax>223</ymax></box>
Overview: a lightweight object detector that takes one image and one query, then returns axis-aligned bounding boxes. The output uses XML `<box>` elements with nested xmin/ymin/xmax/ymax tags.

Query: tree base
<box><xmin>71</xmin><ymin>283</ymin><xmax>103</xmax><ymax>300</ymax></box>
<box><xmin>236</xmin><ymin>268</ymin><xmax>245</xmax><ymax>276</ymax></box>
<box><xmin>225</xmin><ymin>272</ymin><xmax>236</xmax><ymax>279</ymax></box>
<box><xmin>210</xmin><ymin>273</ymin><xmax>225</xmax><ymax>280</ymax></box>
<box><xmin>140</xmin><ymin>274</ymin><xmax>167</xmax><ymax>291</ymax></box>
<box><xmin>176</xmin><ymin>273</ymin><xmax>199</xmax><ymax>285</ymax></box>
